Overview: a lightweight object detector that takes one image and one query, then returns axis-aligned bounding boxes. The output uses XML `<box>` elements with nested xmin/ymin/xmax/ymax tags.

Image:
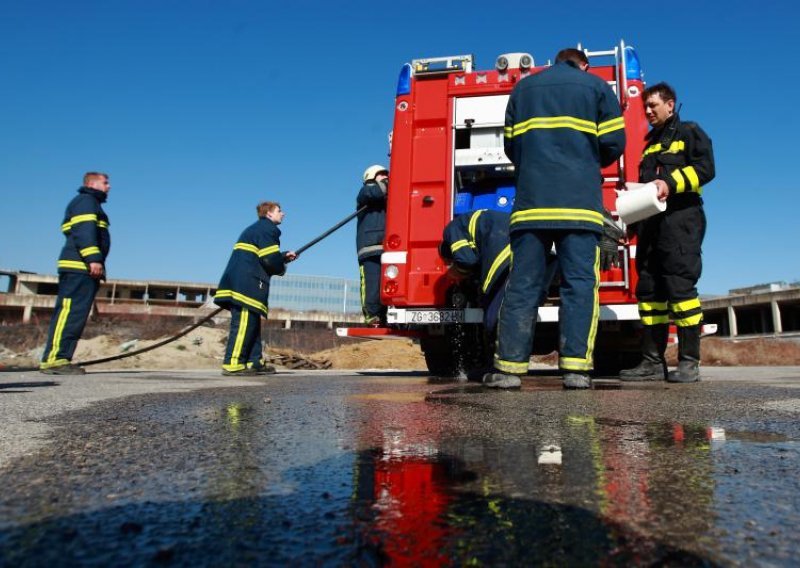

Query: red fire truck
<box><xmin>339</xmin><ymin>42</ymin><xmax>650</xmax><ymax>376</ymax></box>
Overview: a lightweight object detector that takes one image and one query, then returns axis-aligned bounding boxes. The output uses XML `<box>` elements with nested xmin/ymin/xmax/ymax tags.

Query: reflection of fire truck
<box><xmin>339</xmin><ymin>42</ymin><xmax>650</xmax><ymax>376</ymax></box>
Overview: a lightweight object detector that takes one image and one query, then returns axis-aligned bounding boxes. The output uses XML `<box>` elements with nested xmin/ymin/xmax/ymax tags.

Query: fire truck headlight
<box><xmin>384</xmin><ymin>265</ymin><xmax>399</xmax><ymax>279</ymax></box>
<box><xmin>519</xmin><ymin>54</ymin><xmax>532</xmax><ymax>71</ymax></box>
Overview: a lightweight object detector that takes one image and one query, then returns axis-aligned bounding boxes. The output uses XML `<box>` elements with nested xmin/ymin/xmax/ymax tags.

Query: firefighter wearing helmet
<box><xmin>356</xmin><ymin>165</ymin><xmax>389</xmax><ymax>326</ymax></box>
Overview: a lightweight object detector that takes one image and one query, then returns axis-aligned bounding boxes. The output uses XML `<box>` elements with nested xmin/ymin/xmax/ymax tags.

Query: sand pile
<box><xmin>314</xmin><ymin>339</ymin><xmax>426</xmax><ymax>370</ymax></box>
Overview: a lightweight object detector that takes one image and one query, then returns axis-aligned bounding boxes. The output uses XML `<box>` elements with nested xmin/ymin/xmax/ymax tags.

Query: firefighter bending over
<box><xmin>439</xmin><ymin>209</ymin><xmax>557</xmax><ymax>334</ymax></box>
<box><xmin>214</xmin><ymin>202</ymin><xmax>296</xmax><ymax>376</ymax></box>
<box><xmin>485</xmin><ymin>48</ymin><xmax>626</xmax><ymax>390</ymax></box>
<box><xmin>356</xmin><ymin>165</ymin><xmax>389</xmax><ymax>326</ymax></box>
<box><xmin>40</xmin><ymin>172</ymin><xmax>112</xmax><ymax>375</ymax></box>
<box><xmin>620</xmin><ymin>82</ymin><xmax>715</xmax><ymax>384</ymax></box>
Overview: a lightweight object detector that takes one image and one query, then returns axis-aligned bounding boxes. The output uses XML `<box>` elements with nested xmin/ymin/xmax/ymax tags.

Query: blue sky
<box><xmin>1</xmin><ymin>0</ymin><xmax>797</xmax><ymax>295</ymax></box>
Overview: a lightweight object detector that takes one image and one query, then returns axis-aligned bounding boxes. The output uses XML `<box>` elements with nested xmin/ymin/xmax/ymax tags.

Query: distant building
<box><xmin>0</xmin><ymin>270</ymin><xmax>361</xmax><ymax>325</ymax></box>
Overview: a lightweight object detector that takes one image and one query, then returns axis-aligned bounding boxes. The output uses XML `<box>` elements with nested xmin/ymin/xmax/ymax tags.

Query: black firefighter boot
<box><xmin>619</xmin><ymin>325</ymin><xmax>668</xmax><ymax>381</ymax></box>
<box><xmin>667</xmin><ymin>325</ymin><xmax>701</xmax><ymax>383</ymax></box>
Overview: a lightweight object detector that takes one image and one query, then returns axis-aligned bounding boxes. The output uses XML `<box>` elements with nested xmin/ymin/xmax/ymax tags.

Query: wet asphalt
<box><xmin>1</xmin><ymin>367</ymin><xmax>799</xmax><ymax>566</ymax></box>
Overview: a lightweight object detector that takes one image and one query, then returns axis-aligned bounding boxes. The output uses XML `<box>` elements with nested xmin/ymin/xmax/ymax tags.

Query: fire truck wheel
<box><xmin>421</xmin><ymin>325</ymin><xmax>493</xmax><ymax>378</ymax></box>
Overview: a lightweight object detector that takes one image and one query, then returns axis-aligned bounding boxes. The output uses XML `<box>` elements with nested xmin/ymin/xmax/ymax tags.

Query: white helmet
<box><xmin>363</xmin><ymin>164</ymin><xmax>388</xmax><ymax>182</ymax></box>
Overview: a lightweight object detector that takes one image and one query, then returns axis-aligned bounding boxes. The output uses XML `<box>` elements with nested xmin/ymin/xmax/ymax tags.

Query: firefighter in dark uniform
<box><xmin>620</xmin><ymin>83</ymin><xmax>715</xmax><ymax>383</ymax></box>
<box><xmin>40</xmin><ymin>172</ymin><xmax>112</xmax><ymax>375</ymax></box>
<box><xmin>214</xmin><ymin>201</ymin><xmax>296</xmax><ymax>376</ymax></box>
<box><xmin>439</xmin><ymin>209</ymin><xmax>558</xmax><ymax>333</ymax></box>
<box><xmin>485</xmin><ymin>48</ymin><xmax>626</xmax><ymax>390</ymax></box>
<box><xmin>356</xmin><ymin>165</ymin><xmax>389</xmax><ymax>326</ymax></box>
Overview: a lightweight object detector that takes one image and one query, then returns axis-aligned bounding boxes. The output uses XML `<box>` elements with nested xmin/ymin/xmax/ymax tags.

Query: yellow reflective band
<box><xmin>509</xmin><ymin>115</ymin><xmax>599</xmax><ymax>138</ymax></box>
<box><xmin>233</xmin><ymin>242</ymin><xmax>258</xmax><ymax>254</ymax></box>
<box><xmin>97</xmin><ymin>221</ymin><xmax>109</xmax><ymax>229</ymax></box>
<box><xmin>641</xmin><ymin>315</ymin><xmax>670</xmax><ymax>325</ymax></box>
<box><xmin>214</xmin><ymin>290</ymin><xmax>268</xmax><ymax>315</ymax></box>
<box><xmin>674</xmin><ymin>313</ymin><xmax>703</xmax><ymax>327</ymax></box>
<box><xmin>511</xmin><ymin>208</ymin><xmax>603</xmax><ymax>226</ymax></box>
<box><xmin>671</xmin><ymin>169</ymin><xmax>686</xmax><ymax>193</ymax></box>
<box><xmin>46</xmin><ymin>297</ymin><xmax>72</xmax><ymax>364</ymax></box>
<box><xmin>642</xmin><ymin>140</ymin><xmax>685</xmax><ymax>158</ymax></box>
<box><xmin>40</xmin><ymin>358</ymin><xmax>70</xmax><ymax>370</ymax></box>
<box><xmin>493</xmin><ymin>357</ymin><xmax>528</xmax><ymax>374</ymax></box>
<box><xmin>503</xmin><ymin>126</ymin><xmax>513</xmax><ymax>138</ymax></box>
<box><xmin>468</xmin><ymin>210</ymin><xmax>484</xmax><ymax>242</ymax></box>
<box><xmin>597</xmin><ymin>116</ymin><xmax>625</xmax><ymax>136</ymax></box>
<box><xmin>670</xmin><ymin>298</ymin><xmax>701</xmax><ymax>313</ymax></box>
<box><xmin>79</xmin><ymin>246</ymin><xmax>101</xmax><ymax>257</ymax></box>
<box><xmin>642</xmin><ymin>143</ymin><xmax>662</xmax><ymax>157</ymax></box>
<box><xmin>584</xmin><ymin>247</ymin><xmax>601</xmax><ymax>364</ymax></box>
<box><xmin>451</xmin><ymin>239</ymin><xmax>473</xmax><ymax>253</ymax></box>
<box><xmin>639</xmin><ymin>301</ymin><xmax>668</xmax><ymax>312</ymax></box>
<box><xmin>359</xmin><ymin>265</ymin><xmax>367</xmax><ymax>317</ymax></box>
<box><xmin>229</xmin><ymin>309</ymin><xmax>249</xmax><ymax>367</ymax></box>
<box><xmin>61</xmin><ymin>213</ymin><xmax>99</xmax><ymax>232</ymax></box>
<box><xmin>258</xmin><ymin>245</ymin><xmax>280</xmax><ymax>257</ymax></box>
<box><xmin>57</xmin><ymin>260</ymin><xmax>88</xmax><ymax>271</ymax></box>
<box><xmin>222</xmin><ymin>363</ymin><xmax>247</xmax><ymax>372</ymax></box>
<box><xmin>560</xmin><ymin>356</ymin><xmax>593</xmax><ymax>371</ymax></box>
<box><xmin>482</xmin><ymin>245</ymin><xmax>511</xmax><ymax>293</ymax></box>
<box><xmin>682</xmin><ymin>166</ymin><xmax>700</xmax><ymax>191</ymax></box>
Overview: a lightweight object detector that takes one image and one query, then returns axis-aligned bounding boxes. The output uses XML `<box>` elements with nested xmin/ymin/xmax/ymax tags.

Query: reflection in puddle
<box><xmin>347</xmin><ymin>411</ymin><xmax>798</xmax><ymax>565</ymax></box>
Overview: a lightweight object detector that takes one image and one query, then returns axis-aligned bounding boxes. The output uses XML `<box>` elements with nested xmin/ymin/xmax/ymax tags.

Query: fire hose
<box><xmin>0</xmin><ymin>206</ymin><xmax>368</xmax><ymax>373</ymax></box>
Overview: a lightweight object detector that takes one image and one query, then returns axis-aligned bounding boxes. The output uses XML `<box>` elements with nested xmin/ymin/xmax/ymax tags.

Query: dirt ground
<box><xmin>1</xmin><ymin>321</ymin><xmax>798</xmax><ymax>371</ymax></box>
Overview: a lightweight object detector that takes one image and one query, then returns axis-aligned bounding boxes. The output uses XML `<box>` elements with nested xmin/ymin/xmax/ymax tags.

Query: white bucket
<box><xmin>616</xmin><ymin>182</ymin><xmax>666</xmax><ymax>225</ymax></box>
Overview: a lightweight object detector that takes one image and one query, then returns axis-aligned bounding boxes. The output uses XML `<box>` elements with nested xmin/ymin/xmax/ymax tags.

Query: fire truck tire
<box><xmin>421</xmin><ymin>325</ymin><xmax>493</xmax><ymax>378</ymax></box>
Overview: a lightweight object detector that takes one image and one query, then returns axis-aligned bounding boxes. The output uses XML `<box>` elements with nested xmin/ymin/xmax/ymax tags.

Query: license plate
<box><xmin>408</xmin><ymin>310</ymin><xmax>464</xmax><ymax>324</ymax></box>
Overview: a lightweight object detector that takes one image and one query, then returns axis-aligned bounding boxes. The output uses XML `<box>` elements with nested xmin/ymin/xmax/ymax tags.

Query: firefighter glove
<box><xmin>600</xmin><ymin>209</ymin><xmax>623</xmax><ymax>271</ymax></box>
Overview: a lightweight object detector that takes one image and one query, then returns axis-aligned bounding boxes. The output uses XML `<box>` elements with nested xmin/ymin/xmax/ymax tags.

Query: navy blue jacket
<box><xmin>214</xmin><ymin>218</ymin><xmax>286</xmax><ymax>316</ymax></box>
<box><xmin>356</xmin><ymin>180</ymin><xmax>387</xmax><ymax>261</ymax></box>
<box><xmin>504</xmin><ymin>60</ymin><xmax>626</xmax><ymax>233</ymax></box>
<box><xmin>57</xmin><ymin>187</ymin><xmax>111</xmax><ymax>274</ymax></box>
<box><xmin>640</xmin><ymin>114</ymin><xmax>715</xmax><ymax>203</ymax></box>
<box><xmin>442</xmin><ymin>210</ymin><xmax>511</xmax><ymax>301</ymax></box>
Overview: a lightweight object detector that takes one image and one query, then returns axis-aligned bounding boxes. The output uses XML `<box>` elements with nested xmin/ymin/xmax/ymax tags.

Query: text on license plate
<box><xmin>408</xmin><ymin>310</ymin><xmax>464</xmax><ymax>323</ymax></box>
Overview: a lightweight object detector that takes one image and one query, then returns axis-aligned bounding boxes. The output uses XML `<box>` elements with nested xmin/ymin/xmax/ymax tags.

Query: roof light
<box><xmin>624</xmin><ymin>46</ymin><xmax>642</xmax><ymax>80</ymax></box>
<box><xmin>396</xmin><ymin>63</ymin><xmax>412</xmax><ymax>96</ymax></box>
<box><xmin>495</xmin><ymin>52</ymin><xmax>535</xmax><ymax>71</ymax></box>
<box><xmin>410</xmin><ymin>55</ymin><xmax>473</xmax><ymax>76</ymax></box>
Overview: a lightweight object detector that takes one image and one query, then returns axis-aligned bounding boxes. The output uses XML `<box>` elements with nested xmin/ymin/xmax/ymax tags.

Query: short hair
<box><xmin>257</xmin><ymin>201</ymin><xmax>280</xmax><ymax>217</ymax></box>
<box><xmin>555</xmin><ymin>48</ymin><xmax>589</xmax><ymax>66</ymax></box>
<box><xmin>643</xmin><ymin>82</ymin><xmax>677</xmax><ymax>103</ymax></box>
<box><xmin>83</xmin><ymin>172</ymin><xmax>108</xmax><ymax>185</ymax></box>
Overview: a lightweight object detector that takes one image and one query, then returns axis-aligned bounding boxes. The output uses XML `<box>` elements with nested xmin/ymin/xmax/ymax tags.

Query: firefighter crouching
<box><xmin>214</xmin><ymin>201</ymin><xmax>296</xmax><ymax>376</ymax></box>
<box><xmin>356</xmin><ymin>165</ymin><xmax>389</xmax><ymax>326</ymax></box>
<box><xmin>439</xmin><ymin>209</ymin><xmax>557</xmax><ymax>334</ymax></box>
<box><xmin>486</xmin><ymin>48</ymin><xmax>626</xmax><ymax>390</ymax></box>
<box><xmin>40</xmin><ymin>172</ymin><xmax>112</xmax><ymax>375</ymax></box>
<box><xmin>620</xmin><ymin>82</ymin><xmax>715</xmax><ymax>384</ymax></box>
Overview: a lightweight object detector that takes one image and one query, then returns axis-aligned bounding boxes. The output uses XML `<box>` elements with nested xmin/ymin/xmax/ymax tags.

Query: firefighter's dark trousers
<box><xmin>359</xmin><ymin>256</ymin><xmax>385</xmax><ymax>323</ymax></box>
<box><xmin>636</xmin><ymin>204</ymin><xmax>706</xmax><ymax>328</ymax></box>
<box><xmin>494</xmin><ymin>229</ymin><xmax>600</xmax><ymax>375</ymax></box>
<box><xmin>222</xmin><ymin>305</ymin><xmax>263</xmax><ymax>372</ymax></box>
<box><xmin>40</xmin><ymin>272</ymin><xmax>100</xmax><ymax>369</ymax></box>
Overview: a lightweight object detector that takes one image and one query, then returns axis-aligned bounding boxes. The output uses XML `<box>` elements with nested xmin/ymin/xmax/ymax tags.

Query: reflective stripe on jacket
<box><xmin>57</xmin><ymin>187</ymin><xmax>111</xmax><ymax>274</ymax></box>
<box><xmin>214</xmin><ymin>218</ymin><xmax>286</xmax><ymax>316</ymax></box>
<box><xmin>504</xmin><ymin>60</ymin><xmax>625</xmax><ymax>233</ymax></box>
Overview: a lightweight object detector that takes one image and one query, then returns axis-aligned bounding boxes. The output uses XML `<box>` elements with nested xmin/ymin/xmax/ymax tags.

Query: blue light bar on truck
<box><xmin>624</xmin><ymin>46</ymin><xmax>642</xmax><ymax>80</ymax></box>
<box><xmin>396</xmin><ymin>63</ymin><xmax>412</xmax><ymax>96</ymax></box>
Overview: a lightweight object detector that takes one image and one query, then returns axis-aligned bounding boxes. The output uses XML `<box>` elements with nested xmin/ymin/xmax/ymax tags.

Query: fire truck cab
<box><xmin>339</xmin><ymin>42</ymin><xmax>650</xmax><ymax>376</ymax></box>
